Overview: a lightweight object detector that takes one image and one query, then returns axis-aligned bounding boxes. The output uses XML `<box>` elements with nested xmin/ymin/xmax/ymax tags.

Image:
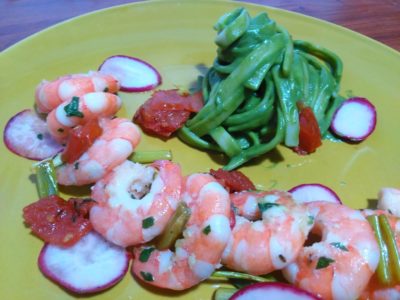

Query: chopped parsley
<box><xmin>308</xmin><ymin>215</ymin><xmax>315</xmax><ymax>225</ymax></box>
<box><xmin>140</xmin><ymin>271</ymin><xmax>154</xmax><ymax>282</ymax></box>
<box><xmin>36</xmin><ymin>133</ymin><xmax>43</xmax><ymax>140</ymax></box>
<box><xmin>278</xmin><ymin>254</ymin><xmax>287</xmax><ymax>263</ymax></box>
<box><xmin>258</xmin><ymin>202</ymin><xmax>280</xmax><ymax>213</ymax></box>
<box><xmin>139</xmin><ymin>247</ymin><xmax>155</xmax><ymax>263</ymax></box>
<box><xmin>64</xmin><ymin>96</ymin><xmax>84</xmax><ymax>118</ymax></box>
<box><xmin>103</xmin><ymin>87</ymin><xmax>109</xmax><ymax>92</ymax></box>
<box><xmin>316</xmin><ymin>256</ymin><xmax>335</xmax><ymax>269</ymax></box>
<box><xmin>202</xmin><ymin>225</ymin><xmax>211</xmax><ymax>235</ymax></box>
<box><xmin>142</xmin><ymin>216</ymin><xmax>155</xmax><ymax>229</ymax></box>
<box><xmin>330</xmin><ymin>242</ymin><xmax>348</xmax><ymax>251</ymax></box>
<box><xmin>74</xmin><ymin>162</ymin><xmax>79</xmax><ymax>170</ymax></box>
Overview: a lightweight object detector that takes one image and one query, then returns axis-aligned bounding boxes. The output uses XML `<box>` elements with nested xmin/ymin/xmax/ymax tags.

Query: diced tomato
<box><xmin>295</xmin><ymin>106</ymin><xmax>322</xmax><ymax>154</ymax></box>
<box><xmin>133</xmin><ymin>89</ymin><xmax>204</xmax><ymax>137</ymax></box>
<box><xmin>23</xmin><ymin>195</ymin><xmax>94</xmax><ymax>247</ymax></box>
<box><xmin>61</xmin><ymin>119</ymin><xmax>102</xmax><ymax>163</ymax></box>
<box><xmin>210</xmin><ymin>168</ymin><xmax>256</xmax><ymax>193</ymax></box>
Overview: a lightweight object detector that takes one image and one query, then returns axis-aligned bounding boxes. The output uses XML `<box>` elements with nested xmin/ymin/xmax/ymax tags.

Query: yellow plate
<box><xmin>0</xmin><ymin>0</ymin><xmax>399</xmax><ymax>299</ymax></box>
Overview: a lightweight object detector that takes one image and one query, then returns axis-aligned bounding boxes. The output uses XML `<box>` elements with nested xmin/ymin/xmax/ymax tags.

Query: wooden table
<box><xmin>1</xmin><ymin>0</ymin><xmax>399</xmax><ymax>52</ymax></box>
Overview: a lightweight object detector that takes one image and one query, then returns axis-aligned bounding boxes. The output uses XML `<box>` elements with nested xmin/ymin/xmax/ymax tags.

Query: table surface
<box><xmin>1</xmin><ymin>0</ymin><xmax>399</xmax><ymax>52</ymax></box>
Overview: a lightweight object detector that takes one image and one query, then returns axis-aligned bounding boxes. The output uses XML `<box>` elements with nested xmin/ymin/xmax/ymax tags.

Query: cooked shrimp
<box><xmin>360</xmin><ymin>209</ymin><xmax>400</xmax><ymax>300</ymax></box>
<box><xmin>222</xmin><ymin>192</ymin><xmax>312</xmax><ymax>275</ymax></box>
<box><xmin>131</xmin><ymin>173</ymin><xmax>231</xmax><ymax>290</ymax></box>
<box><xmin>231</xmin><ymin>190</ymin><xmax>294</xmax><ymax>221</ymax></box>
<box><xmin>283</xmin><ymin>202</ymin><xmax>380</xmax><ymax>300</ymax></box>
<box><xmin>377</xmin><ymin>188</ymin><xmax>400</xmax><ymax>217</ymax></box>
<box><xmin>361</xmin><ymin>286</ymin><xmax>400</xmax><ymax>300</ymax></box>
<box><xmin>56</xmin><ymin>117</ymin><xmax>140</xmax><ymax>186</ymax></box>
<box><xmin>90</xmin><ymin>159</ymin><xmax>183</xmax><ymax>247</ymax></box>
<box><xmin>46</xmin><ymin>92</ymin><xmax>122</xmax><ymax>143</ymax></box>
<box><xmin>35</xmin><ymin>71</ymin><xmax>119</xmax><ymax>113</ymax></box>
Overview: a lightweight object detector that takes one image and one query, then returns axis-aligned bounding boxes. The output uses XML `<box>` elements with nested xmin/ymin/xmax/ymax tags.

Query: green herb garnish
<box><xmin>316</xmin><ymin>256</ymin><xmax>335</xmax><ymax>269</ymax></box>
<box><xmin>258</xmin><ymin>202</ymin><xmax>280</xmax><ymax>213</ymax></box>
<box><xmin>140</xmin><ymin>271</ymin><xmax>154</xmax><ymax>282</ymax></box>
<box><xmin>64</xmin><ymin>96</ymin><xmax>84</xmax><ymax>117</ymax></box>
<box><xmin>139</xmin><ymin>247</ymin><xmax>155</xmax><ymax>263</ymax></box>
<box><xmin>330</xmin><ymin>242</ymin><xmax>348</xmax><ymax>251</ymax></box>
<box><xmin>203</xmin><ymin>225</ymin><xmax>211</xmax><ymax>235</ymax></box>
<box><xmin>142</xmin><ymin>216</ymin><xmax>155</xmax><ymax>229</ymax></box>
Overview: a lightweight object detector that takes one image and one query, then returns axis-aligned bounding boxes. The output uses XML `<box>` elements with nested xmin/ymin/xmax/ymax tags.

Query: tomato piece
<box><xmin>295</xmin><ymin>106</ymin><xmax>322</xmax><ymax>154</ymax></box>
<box><xmin>61</xmin><ymin>119</ymin><xmax>102</xmax><ymax>163</ymax></box>
<box><xmin>149</xmin><ymin>90</ymin><xmax>203</xmax><ymax>112</ymax></box>
<box><xmin>133</xmin><ymin>89</ymin><xmax>204</xmax><ymax>137</ymax></box>
<box><xmin>210</xmin><ymin>168</ymin><xmax>256</xmax><ymax>193</ymax></box>
<box><xmin>23</xmin><ymin>195</ymin><xmax>93</xmax><ymax>247</ymax></box>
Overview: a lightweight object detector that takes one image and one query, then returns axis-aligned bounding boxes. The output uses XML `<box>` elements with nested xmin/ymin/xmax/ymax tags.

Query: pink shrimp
<box><xmin>283</xmin><ymin>202</ymin><xmax>380</xmax><ymax>300</ymax></box>
<box><xmin>89</xmin><ymin>160</ymin><xmax>183</xmax><ymax>247</ymax></box>
<box><xmin>131</xmin><ymin>173</ymin><xmax>231</xmax><ymax>290</ymax></box>
<box><xmin>231</xmin><ymin>190</ymin><xmax>293</xmax><ymax>220</ymax></box>
<box><xmin>46</xmin><ymin>92</ymin><xmax>122</xmax><ymax>143</ymax></box>
<box><xmin>377</xmin><ymin>187</ymin><xmax>400</xmax><ymax>217</ymax></box>
<box><xmin>56</xmin><ymin>117</ymin><xmax>140</xmax><ymax>186</ymax></box>
<box><xmin>360</xmin><ymin>209</ymin><xmax>400</xmax><ymax>300</ymax></box>
<box><xmin>35</xmin><ymin>71</ymin><xmax>119</xmax><ymax>113</ymax></box>
<box><xmin>222</xmin><ymin>192</ymin><xmax>313</xmax><ymax>275</ymax></box>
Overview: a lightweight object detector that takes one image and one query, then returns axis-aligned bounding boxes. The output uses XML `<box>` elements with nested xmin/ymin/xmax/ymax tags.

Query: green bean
<box><xmin>276</xmin><ymin>24</ymin><xmax>294</xmax><ymax>77</ymax></box>
<box><xmin>294</xmin><ymin>39</ymin><xmax>343</xmax><ymax>84</ymax></box>
<box><xmin>209</xmin><ymin>126</ymin><xmax>242</xmax><ymax>157</ymax></box>
<box><xmin>129</xmin><ymin>150</ymin><xmax>172</xmax><ymax>164</ymax></box>
<box><xmin>312</xmin><ymin>66</ymin><xmax>336</xmax><ymax>124</ymax></box>
<box><xmin>154</xmin><ymin>202</ymin><xmax>191</xmax><ymax>250</ymax></box>
<box><xmin>367</xmin><ymin>215</ymin><xmax>392</xmax><ymax>285</ymax></box>
<box><xmin>217</xmin><ymin>13</ymin><xmax>276</xmax><ymax>62</ymax></box>
<box><xmin>236</xmin><ymin>93</ymin><xmax>261</xmax><ymax>113</ymax></box>
<box><xmin>33</xmin><ymin>158</ymin><xmax>58</xmax><ymax>198</ymax></box>
<box><xmin>213</xmin><ymin>57</ymin><xmax>244</xmax><ymax>75</ymax></box>
<box><xmin>247</xmin><ymin>131</ymin><xmax>261</xmax><ymax>145</ymax></box>
<box><xmin>211</xmin><ymin>270</ymin><xmax>274</xmax><ymax>283</ymax></box>
<box><xmin>177</xmin><ymin>126</ymin><xmax>222</xmax><ymax>152</ymax></box>
<box><xmin>187</xmin><ymin>34</ymin><xmax>285</xmax><ymax>136</ymax></box>
<box><xmin>272</xmin><ymin>65</ymin><xmax>300</xmax><ymax>147</ymax></box>
<box><xmin>227</xmin><ymin>105</ymin><xmax>274</xmax><ymax>132</ymax></box>
<box><xmin>379</xmin><ymin>215</ymin><xmax>400</xmax><ymax>283</ymax></box>
<box><xmin>320</xmin><ymin>95</ymin><xmax>345</xmax><ymax>137</ymax></box>
<box><xmin>223</xmin><ymin>109</ymin><xmax>285</xmax><ymax>170</ymax></box>
<box><xmin>214</xmin><ymin>7</ymin><xmax>250</xmax><ymax>49</ymax></box>
<box><xmin>224</xmin><ymin>81</ymin><xmax>273</xmax><ymax>126</ymax></box>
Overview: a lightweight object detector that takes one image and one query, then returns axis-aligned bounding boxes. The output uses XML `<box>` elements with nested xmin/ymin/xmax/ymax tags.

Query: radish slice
<box><xmin>230</xmin><ymin>282</ymin><xmax>319</xmax><ymax>300</ymax></box>
<box><xmin>38</xmin><ymin>231</ymin><xmax>130</xmax><ymax>294</ymax></box>
<box><xmin>330</xmin><ymin>97</ymin><xmax>377</xmax><ymax>142</ymax></box>
<box><xmin>288</xmin><ymin>183</ymin><xmax>342</xmax><ymax>204</ymax></box>
<box><xmin>99</xmin><ymin>55</ymin><xmax>161</xmax><ymax>92</ymax></box>
<box><xmin>3</xmin><ymin>109</ymin><xmax>63</xmax><ymax>160</ymax></box>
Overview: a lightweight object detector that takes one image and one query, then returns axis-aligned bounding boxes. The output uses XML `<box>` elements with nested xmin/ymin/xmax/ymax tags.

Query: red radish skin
<box><xmin>330</xmin><ymin>97</ymin><xmax>377</xmax><ymax>142</ymax></box>
<box><xmin>230</xmin><ymin>282</ymin><xmax>319</xmax><ymax>300</ymax></box>
<box><xmin>3</xmin><ymin>109</ymin><xmax>63</xmax><ymax>160</ymax></box>
<box><xmin>288</xmin><ymin>183</ymin><xmax>342</xmax><ymax>204</ymax></box>
<box><xmin>99</xmin><ymin>55</ymin><xmax>161</xmax><ymax>92</ymax></box>
<box><xmin>38</xmin><ymin>231</ymin><xmax>130</xmax><ymax>294</ymax></box>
